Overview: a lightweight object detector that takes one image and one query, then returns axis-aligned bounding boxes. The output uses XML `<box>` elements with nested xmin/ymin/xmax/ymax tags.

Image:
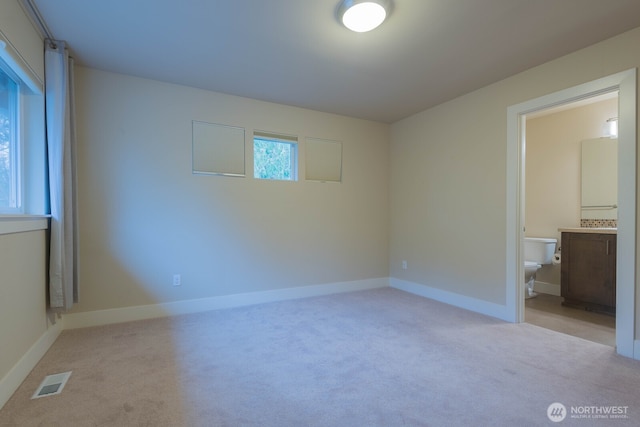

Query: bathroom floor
<box><xmin>525</xmin><ymin>293</ymin><xmax>615</xmax><ymax>347</ymax></box>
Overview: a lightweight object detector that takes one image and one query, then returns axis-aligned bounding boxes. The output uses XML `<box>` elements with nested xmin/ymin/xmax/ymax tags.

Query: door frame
<box><xmin>506</xmin><ymin>69</ymin><xmax>637</xmax><ymax>358</ymax></box>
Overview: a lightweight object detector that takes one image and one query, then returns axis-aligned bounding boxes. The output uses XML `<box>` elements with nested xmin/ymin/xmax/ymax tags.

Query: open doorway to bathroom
<box><xmin>523</xmin><ymin>92</ymin><xmax>618</xmax><ymax>346</ymax></box>
<box><xmin>506</xmin><ymin>69</ymin><xmax>637</xmax><ymax>358</ymax></box>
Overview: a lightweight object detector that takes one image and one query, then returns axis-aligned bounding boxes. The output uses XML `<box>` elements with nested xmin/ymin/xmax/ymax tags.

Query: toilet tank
<box><xmin>524</xmin><ymin>237</ymin><xmax>557</xmax><ymax>264</ymax></box>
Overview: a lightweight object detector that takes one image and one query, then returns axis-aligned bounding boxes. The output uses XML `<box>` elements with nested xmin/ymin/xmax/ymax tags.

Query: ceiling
<box><xmin>29</xmin><ymin>0</ymin><xmax>640</xmax><ymax>123</ymax></box>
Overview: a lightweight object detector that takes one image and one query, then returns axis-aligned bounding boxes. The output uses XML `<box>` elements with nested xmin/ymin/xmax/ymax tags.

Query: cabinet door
<box><xmin>561</xmin><ymin>233</ymin><xmax>616</xmax><ymax>307</ymax></box>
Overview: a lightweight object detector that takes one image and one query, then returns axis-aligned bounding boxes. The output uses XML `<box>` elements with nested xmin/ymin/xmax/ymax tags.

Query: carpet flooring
<box><xmin>2</xmin><ymin>287</ymin><xmax>640</xmax><ymax>426</ymax></box>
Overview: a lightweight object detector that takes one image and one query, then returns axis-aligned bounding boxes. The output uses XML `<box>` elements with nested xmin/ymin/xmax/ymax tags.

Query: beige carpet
<box><xmin>2</xmin><ymin>288</ymin><xmax>640</xmax><ymax>426</ymax></box>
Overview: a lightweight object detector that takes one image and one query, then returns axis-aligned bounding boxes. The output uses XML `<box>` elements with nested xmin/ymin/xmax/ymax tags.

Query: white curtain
<box><xmin>45</xmin><ymin>40</ymin><xmax>78</xmax><ymax>310</ymax></box>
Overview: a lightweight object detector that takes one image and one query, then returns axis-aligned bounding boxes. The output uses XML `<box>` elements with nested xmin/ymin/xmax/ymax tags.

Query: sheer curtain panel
<box><xmin>45</xmin><ymin>40</ymin><xmax>78</xmax><ymax>310</ymax></box>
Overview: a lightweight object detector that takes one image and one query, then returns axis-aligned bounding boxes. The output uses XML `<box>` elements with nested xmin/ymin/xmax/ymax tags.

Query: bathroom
<box><xmin>523</xmin><ymin>93</ymin><xmax>618</xmax><ymax>346</ymax></box>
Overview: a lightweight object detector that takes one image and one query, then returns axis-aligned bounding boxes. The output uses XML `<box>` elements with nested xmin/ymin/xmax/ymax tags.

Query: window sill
<box><xmin>0</xmin><ymin>215</ymin><xmax>50</xmax><ymax>235</ymax></box>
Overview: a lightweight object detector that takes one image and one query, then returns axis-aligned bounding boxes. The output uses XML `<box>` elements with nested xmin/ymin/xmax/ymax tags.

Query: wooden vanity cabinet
<box><xmin>560</xmin><ymin>232</ymin><xmax>616</xmax><ymax>315</ymax></box>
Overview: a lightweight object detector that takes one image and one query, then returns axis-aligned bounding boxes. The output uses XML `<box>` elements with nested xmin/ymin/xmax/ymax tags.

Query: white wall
<box><xmin>71</xmin><ymin>67</ymin><xmax>390</xmax><ymax>314</ymax></box>
<box><xmin>0</xmin><ymin>1</ymin><xmax>44</xmax><ymax>85</ymax></box>
<box><xmin>390</xmin><ymin>27</ymin><xmax>640</xmax><ymax>318</ymax></box>
<box><xmin>0</xmin><ymin>230</ymin><xmax>47</xmax><ymax>371</ymax></box>
<box><xmin>0</xmin><ymin>0</ymin><xmax>55</xmax><ymax>409</ymax></box>
<box><xmin>390</xmin><ymin>86</ymin><xmax>508</xmax><ymax>305</ymax></box>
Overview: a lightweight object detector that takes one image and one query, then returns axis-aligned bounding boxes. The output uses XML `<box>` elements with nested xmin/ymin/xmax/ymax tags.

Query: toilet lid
<box><xmin>524</xmin><ymin>261</ymin><xmax>539</xmax><ymax>268</ymax></box>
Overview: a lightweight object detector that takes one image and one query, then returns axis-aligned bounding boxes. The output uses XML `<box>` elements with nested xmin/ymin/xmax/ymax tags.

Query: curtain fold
<box><xmin>45</xmin><ymin>39</ymin><xmax>78</xmax><ymax>310</ymax></box>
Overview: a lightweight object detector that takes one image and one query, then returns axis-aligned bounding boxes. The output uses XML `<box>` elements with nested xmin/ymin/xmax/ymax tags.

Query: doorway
<box><xmin>506</xmin><ymin>69</ymin><xmax>637</xmax><ymax>358</ymax></box>
<box><xmin>523</xmin><ymin>94</ymin><xmax>618</xmax><ymax>346</ymax></box>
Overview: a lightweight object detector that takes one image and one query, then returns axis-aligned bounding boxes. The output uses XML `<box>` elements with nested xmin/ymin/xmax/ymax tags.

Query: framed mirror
<box><xmin>581</xmin><ymin>137</ymin><xmax>617</xmax><ymax>220</ymax></box>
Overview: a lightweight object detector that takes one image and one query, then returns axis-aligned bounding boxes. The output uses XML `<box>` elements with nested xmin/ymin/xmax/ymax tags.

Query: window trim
<box><xmin>0</xmin><ymin>214</ymin><xmax>48</xmax><ymax>235</ymax></box>
<box><xmin>0</xmin><ymin>30</ymin><xmax>44</xmax><ymax>94</ymax></box>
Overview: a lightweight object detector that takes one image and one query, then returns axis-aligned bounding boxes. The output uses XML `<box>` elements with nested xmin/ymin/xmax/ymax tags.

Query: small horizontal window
<box><xmin>192</xmin><ymin>121</ymin><xmax>245</xmax><ymax>177</ymax></box>
<box><xmin>305</xmin><ymin>137</ymin><xmax>342</xmax><ymax>182</ymax></box>
<box><xmin>253</xmin><ymin>132</ymin><xmax>298</xmax><ymax>181</ymax></box>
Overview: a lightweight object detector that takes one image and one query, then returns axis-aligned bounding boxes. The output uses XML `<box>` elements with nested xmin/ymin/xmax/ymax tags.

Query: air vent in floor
<box><xmin>31</xmin><ymin>371</ymin><xmax>72</xmax><ymax>399</ymax></box>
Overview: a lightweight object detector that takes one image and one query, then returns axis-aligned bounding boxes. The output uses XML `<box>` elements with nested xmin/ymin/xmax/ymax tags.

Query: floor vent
<box><xmin>31</xmin><ymin>371</ymin><xmax>72</xmax><ymax>399</ymax></box>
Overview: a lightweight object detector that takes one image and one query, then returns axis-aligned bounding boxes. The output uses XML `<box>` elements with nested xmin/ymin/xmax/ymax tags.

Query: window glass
<box><xmin>0</xmin><ymin>69</ymin><xmax>18</xmax><ymax>211</ymax></box>
<box><xmin>253</xmin><ymin>132</ymin><xmax>298</xmax><ymax>181</ymax></box>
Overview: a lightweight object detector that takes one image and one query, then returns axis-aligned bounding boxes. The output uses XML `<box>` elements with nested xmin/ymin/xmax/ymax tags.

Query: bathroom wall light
<box><xmin>603</xmin><ymin>117</ymin><xmax>618</xmax><ymax>138</ymax></box>
<box><xmin>337</xmin><ymin>0</ymin><xmax>392</xmax><ymax>33</ymax></box>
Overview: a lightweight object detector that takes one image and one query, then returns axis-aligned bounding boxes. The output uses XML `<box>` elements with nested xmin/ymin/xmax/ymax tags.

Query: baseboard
<box><xmin>0</xmin><ymin>321</ymin><xmax>62</xmax><ymax>410</ymax></box>
<box><xmin>534</xmin><ymin>281</ymin><xmax>560</xmax><ymax>297</ymax></box>
<box><xmin>389</xmin><ymin>277</ymin><xmax>510</xmax><ymax>321</ymax></box>
<box><xmin>62</xmin><ymin>277</ymin><xmax>389</xmax><ymax>329</ymax></box>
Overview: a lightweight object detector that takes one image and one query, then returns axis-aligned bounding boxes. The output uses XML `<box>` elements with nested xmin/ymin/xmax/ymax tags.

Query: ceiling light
<box><xmin>337</xmin><ymin>0</ymin><xmax>392</xmax><ymax>33</ymax></box>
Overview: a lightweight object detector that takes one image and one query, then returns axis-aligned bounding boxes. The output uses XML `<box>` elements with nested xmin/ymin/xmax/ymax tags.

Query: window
<box><xmin>305</xmin><ymin>137</ymin><xmax>342</xmax><ymax>182</ymax></box>
<box><xmin>0</xmin><ymin>68</ymin><xmax>18</xmax><ymax>211</ymax></box>
<box><xmin>192</xmin><ymin>121</ymin><xmax>245</xmax><ymax>177</ymax></box>
<box><xmin>0</xmin><ymin>35</ymin><xmax>46</xmax><ymax>218</ymax></box>
<box><xmin>253</xmin><ymin>132</ymin><xmax>298</xmax><ymax>181</ymax></box>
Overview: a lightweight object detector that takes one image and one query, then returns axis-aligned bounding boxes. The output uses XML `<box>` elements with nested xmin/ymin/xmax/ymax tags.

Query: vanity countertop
<box><xmin>558</xmin><ymin>227</ymin><xmax>617</xmax><ymax>234</ymax></box>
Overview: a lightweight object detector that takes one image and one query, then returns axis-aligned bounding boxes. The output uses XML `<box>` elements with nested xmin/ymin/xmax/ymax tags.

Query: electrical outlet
<box><xmin>402</xmin><ymin>260</ymin><xmax>408</xmax><ymax>270</ymax></box>
<box><xmin>173</xmin><ymin>274</ymin><xmax>181</xmax><ymax>287</ymax></box>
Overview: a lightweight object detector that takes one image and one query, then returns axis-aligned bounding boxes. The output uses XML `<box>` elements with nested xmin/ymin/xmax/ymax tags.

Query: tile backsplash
<box><xmin>580</xmin><ymin>219</ymin><xmax>617</xmax><ymax>228</ymax></box>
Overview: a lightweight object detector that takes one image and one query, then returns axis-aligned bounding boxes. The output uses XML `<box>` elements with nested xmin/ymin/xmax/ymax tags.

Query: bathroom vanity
<box><xmin>559</xmin><ymin>228</ymin><xmax>616</xmax><ymax>315</ymax></box>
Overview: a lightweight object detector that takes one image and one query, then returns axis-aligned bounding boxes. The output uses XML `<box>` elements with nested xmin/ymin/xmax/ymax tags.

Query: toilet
<box><xmin>524</xmin><ymin>237</ymin><xmax>557</xmax><ymax>299</ymax></box>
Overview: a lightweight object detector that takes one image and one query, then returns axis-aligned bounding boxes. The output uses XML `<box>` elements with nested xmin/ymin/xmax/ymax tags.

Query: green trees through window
<box><xmin>0</xmin><ymin>70</ymin><xmax>18</xmax><ymax>210</ymax></box>
<box><xmin>253</xmin><ymin>135</ymin><xmax>297</xmax><ymax>181</ymax></box>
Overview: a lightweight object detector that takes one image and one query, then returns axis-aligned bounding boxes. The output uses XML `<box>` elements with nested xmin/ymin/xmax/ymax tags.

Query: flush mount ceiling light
<box><xmin>337</xmin><ymin>0</ymin><xmax>392</xmax><ymax>33</ymax></box>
